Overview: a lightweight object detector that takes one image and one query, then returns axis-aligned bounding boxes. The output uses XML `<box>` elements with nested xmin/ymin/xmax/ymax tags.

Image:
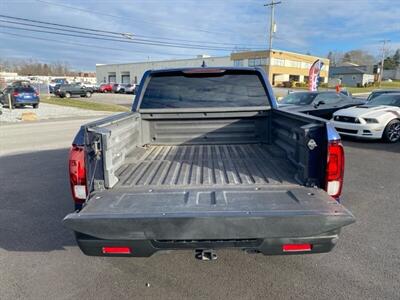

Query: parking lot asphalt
<box><xmin>0</xmin><ymin>118</ymin><xmax>399</xmax><ymax>299</ymax></box>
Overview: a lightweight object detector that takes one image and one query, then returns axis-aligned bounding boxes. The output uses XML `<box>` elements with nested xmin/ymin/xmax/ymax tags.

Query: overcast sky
<box><xmin>0</xmin><ymin>0</ymin><xmax>399</xmax><ymax>70</ymax></box>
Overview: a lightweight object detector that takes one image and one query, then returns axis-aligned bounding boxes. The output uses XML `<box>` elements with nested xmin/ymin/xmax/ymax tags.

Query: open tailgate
<box><xmin>63</xmin><ymin>187</ymin><xmax>354</xmax><ymax>240</ymax></box>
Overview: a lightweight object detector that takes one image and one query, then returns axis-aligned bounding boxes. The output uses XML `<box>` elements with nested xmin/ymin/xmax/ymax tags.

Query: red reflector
<box><xmin>282</xmin><ymin>243</ymin><xmax>312</xmax><ymax>252</ymax></box>
<box><xmin>102</xmin><ymin>247</ymin><xmax>131</xmax><ymax>254</ymax></box>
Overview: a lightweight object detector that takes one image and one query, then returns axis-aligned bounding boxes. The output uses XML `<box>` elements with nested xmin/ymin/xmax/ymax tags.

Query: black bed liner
<box><xmin>115</xmin><ymin>143</ymin><xmax>297</xmax><ymax>188</ymax></box>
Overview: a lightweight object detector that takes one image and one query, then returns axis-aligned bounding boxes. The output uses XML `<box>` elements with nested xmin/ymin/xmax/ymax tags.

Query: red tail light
<box><xmin>325</xmin><ymin>141</ymin><xmax>344</xmax><ymax>199</ymax></box>
<box><xmin>12</xmin><ymin>91</ymin><xmax>19</xmax><ymax>97</ymax></box>
<box><xmin>282</xmin><ymin>243</ymin><xmax>312</xmax><ymax>252</ymax></box>
<box><xmin>69</xmin><ymin>145</ymin><xmax>87</xmax><ymax>204</ymax></box>
<box><xmin>102</xmin><ymin>247</ymin><xmax>131</xmax><ymax>254</ymax></box>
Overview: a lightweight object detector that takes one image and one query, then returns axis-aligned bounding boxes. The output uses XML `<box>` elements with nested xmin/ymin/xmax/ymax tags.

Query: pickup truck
<box><xmin>63</xmin><ymin>67</ymin><xmax>355</xmax><ymax>259</ymax></box>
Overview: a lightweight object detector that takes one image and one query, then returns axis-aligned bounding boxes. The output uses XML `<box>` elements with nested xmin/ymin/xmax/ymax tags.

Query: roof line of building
<box><xmin>96</xmin><ymin>55</ymin><xmax>231</xmax><ymax>67</ymax></box>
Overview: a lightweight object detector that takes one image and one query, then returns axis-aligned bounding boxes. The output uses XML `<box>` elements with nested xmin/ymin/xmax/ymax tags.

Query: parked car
<box><xmin>119</xmin><ymin>83</ymin><xmax>136</xmax><ymax>94</ymax></box>
<box><xmin>98</xmin><ymin>83</ymin><xmax>113</xmax><ymax>93</ymax></box>
<box><xmin>279</xmin><ymin>91</ymin><xmax>365</xmax><ymax>119</ymax></box>
<box><xmin>339</xmin><ymin>89</ymin><xmax>352</xmax><ymax>97</ymax></box>
<box><xmin>80</xmin><ymin>82</ymin><xmax>98</xmax><ymax>91</ymax></box>
<box><xmin>366</xmin><ymin>89</ymin><xmax>400</xmax><ymax>102</ymax></box>
<box><xmin>112</xmin><ymin>83</ymin><xmax>124</xmax><ymax>93</ymax></box>
<box><xmin>49</xmin><ymin>78</ymin><xmax>68</xmax><ymax>93</ymax></box>
<box><xmin>54</xmin><ymin>83</ymin><xmax>93</xmax><ymax>98</ymax></box>
<box><xmin>0</xmin><ymin>85</ymin><xmax>40</xmax><ymax>108</ymax></box>
<box><xmin>63</xmin><ymin>67</ymin><xmax>354</xmax><ymax>259</ymax></box>
<box><xmin>331</xmin><ymin>93</ymin><xmax>400</xmax><ymax>142</ymax></box>
<box><xmin>11</xmin><ymin>80</ymin><xmax>31</xmax><ymax>87</ymax></box>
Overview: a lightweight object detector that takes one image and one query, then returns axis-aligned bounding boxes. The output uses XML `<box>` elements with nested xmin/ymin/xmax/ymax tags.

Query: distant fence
<box><xmin>31</xmin><ymin>83</ymin><xmax>50</xmax><ymax>96</ymax></box>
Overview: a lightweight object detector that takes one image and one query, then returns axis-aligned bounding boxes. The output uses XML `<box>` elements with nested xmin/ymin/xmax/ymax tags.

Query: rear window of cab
<box><xmin>15</xmin><ymin>87</ymin><xmax>35</xmax><ymax>93</ymax></box>
<box><xmin>140</xmin><ymin>70</ymin><xmax>270</xmax><ymax>109</ymax></box>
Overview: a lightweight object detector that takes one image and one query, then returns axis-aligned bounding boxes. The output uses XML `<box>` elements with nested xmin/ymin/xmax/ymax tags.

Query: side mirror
<box><xmin>314</xmin><ymin>100</ymin><xmax>325</xmax><ymax>108</ymax></box>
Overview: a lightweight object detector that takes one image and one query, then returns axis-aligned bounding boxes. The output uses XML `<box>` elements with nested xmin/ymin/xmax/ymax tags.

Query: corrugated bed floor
<box><xmin>115</xmin><ymin>144</ymin><xmax>296</xmax><ymax>188</ymax></box>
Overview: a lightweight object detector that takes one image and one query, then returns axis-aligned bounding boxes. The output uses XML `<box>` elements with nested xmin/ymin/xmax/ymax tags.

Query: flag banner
<box><xmin>308</xmin><ymin>59</ymin><xmax>324</xmax><ymax>91</ymax></box>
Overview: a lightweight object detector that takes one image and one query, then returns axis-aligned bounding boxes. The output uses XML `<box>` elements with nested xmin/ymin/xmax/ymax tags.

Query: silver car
<box><xmin>119</xmin><ymin>84</ymin><xmax>136</xmax><ymax>94</ymax></box>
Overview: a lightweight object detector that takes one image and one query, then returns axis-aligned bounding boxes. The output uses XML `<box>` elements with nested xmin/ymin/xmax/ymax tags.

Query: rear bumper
<box><xmin>15</xmin><ymin>98</ymin><xmax>39</xmax><ymax>104</ymax></box>
<box><xmin>75</xmin><ymin>232</ymin><xmax>339</xmax><ymax>257</ymax></box>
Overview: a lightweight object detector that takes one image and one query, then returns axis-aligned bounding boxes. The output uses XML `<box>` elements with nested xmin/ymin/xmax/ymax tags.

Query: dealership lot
<box><xmin>0</xmin><ymin>103</ymin><xmax>111</xmax><ymax>123</ymax></box>
<box><xmin>0</xmin><ymin>118</ymin><xmax>399</xmax><ymax>299</ymax></box>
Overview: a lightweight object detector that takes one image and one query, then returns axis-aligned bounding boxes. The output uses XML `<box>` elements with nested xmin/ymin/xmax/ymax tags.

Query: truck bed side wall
<box><xmin>84</xmin><ymin>109</ymin><xmax>327</xmax><ymax>191</ymax></box>
<box><xmin>271</xmin><ymin>110</ymin><xmax>328</xmax><ymax>187</ymax></box>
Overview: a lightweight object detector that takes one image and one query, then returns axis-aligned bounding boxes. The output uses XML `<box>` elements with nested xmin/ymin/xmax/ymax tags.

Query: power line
<box><xmin>34</xmin><ymin>0</ymin><xmax>243</xmax><ymax>38</ymax></box>
<box><xmin>0</xmin><ymin>30</ymin><xmax>196</xmax><ymax>58</ymax></box>
<box><xmin>0</xmin><ymin>23</ymin><xmax>245</xmax><ymax>52</ymax></box>
<box><xmin>31</xmin><ymin>1</ymin><xmax>266</xmax><ymax>48</ymax></box>
<box><xmin>0</xmin><ymin>14</ymin><xmax>260</xmax><ymax>51</ymax></box>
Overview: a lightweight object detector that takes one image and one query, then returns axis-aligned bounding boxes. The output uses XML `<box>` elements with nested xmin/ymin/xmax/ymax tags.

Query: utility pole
<box><xmin>378</xmin><ymin>39</ymin><xmax>390</xmax><ymax>86</ymax></box>
<box><xmin>264</xmin><ymin>0</ymin><xmax>282</xmax><ymax>50</ymax></box>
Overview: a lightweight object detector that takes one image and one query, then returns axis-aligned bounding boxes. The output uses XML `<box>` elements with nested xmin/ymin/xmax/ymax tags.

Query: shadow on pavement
<box><xmin>341</xmin><ymin>136</ymin><xmax>400</xmax><ymax>154</ymax></box>
<box><xmin>0</xmin><ymin>148</ymin><xmax>76</xmax><ymax>251</ymax></box>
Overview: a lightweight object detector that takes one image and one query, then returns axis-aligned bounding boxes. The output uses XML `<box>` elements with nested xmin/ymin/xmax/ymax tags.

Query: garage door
<box><xmin>108</xmin><ymin>75</ymin><xmax>116</xmax><ymax>83</ymax></box>
<box><xmin>121</xmin><ymin>75</ymin><xmax>130</xmax><ymax>84</ymax></box>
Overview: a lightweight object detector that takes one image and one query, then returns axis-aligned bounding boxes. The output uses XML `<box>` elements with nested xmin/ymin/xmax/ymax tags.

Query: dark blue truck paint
<box><xmin>64</xmin><ymin>67</ymin><xmax>354</xmax><ymax>257</ymax></box>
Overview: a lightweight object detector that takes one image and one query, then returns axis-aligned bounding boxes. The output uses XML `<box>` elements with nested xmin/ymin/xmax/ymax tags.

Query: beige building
<box><xmin>231</xmin><ymin>49</ymin><xmax>330</xmax><ymax>86</ymax></box>
<box><xmin>96</xmin><ymin>49</ymin><xmax>329</xmax><ymax>87</ymax></box>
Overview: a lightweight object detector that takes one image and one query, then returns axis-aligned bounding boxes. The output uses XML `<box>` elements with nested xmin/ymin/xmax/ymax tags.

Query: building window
<box><xmin>271</xmin><ymin>58</ymin><xmax>285</xmax><ymax>66</ymax></box>
<box><xmin>134</xmin><ymin>76</ymin><xmax>138</xmax><ymax>84</ymax></box>
<box><xmin>248</xmin><ymin>58</ymin><xmax>267</xmax><ymax>67</ymax></box>
<box><xmin>234</xmin><ymin>59</ymin><xmax>244</xmax><ymax>67</ymax></box>
<box><xmin>285</xmin><ymin>60</ymin><xmax>302</xmax><ymax>68</ymax></box>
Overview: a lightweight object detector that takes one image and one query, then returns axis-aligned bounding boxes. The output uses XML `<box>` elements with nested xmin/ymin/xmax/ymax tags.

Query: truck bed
<box><xmin>114</xmin><ymin>143</ymin><xmax>298</xmax><ymax>189</ymax></box>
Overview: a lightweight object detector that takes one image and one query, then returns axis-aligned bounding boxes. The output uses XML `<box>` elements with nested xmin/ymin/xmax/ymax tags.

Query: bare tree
<box><xmin>341</xmin><ymin>50</ymin><xmax>376</xmax><ymax>66</ymax></box>
<box><xmin>0</xmin><ymin>58</ymin><xmax>75</xmax><ymax>76</ymax></box>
